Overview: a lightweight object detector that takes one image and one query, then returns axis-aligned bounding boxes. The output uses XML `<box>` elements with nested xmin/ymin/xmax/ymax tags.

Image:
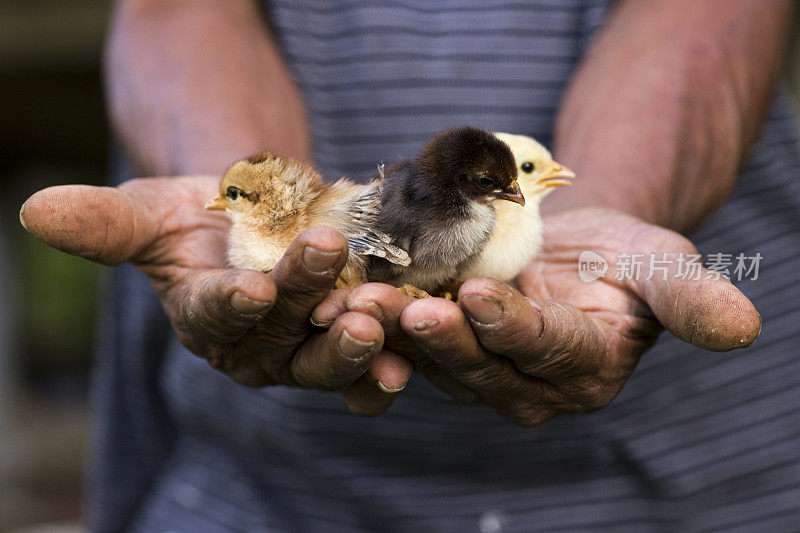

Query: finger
<box><xmin>170</xmin><ymin>269</ymin><xmax>277</xmax><ymax>352</ymax></box>
<box><xmin>457</xmin><ymin>278</ymin><xmax>610</xmax><ymax>383</ymax></box>
<box><xmin>399</xmin><ymin>298</ymin><xmax>536</xmax><ymax>398</ymax></box>
<box><xmin>400</xmin><ymin>298</ymin><xmax>555</xmax><ymax>424</ymax></box>
<box><xmin>344</xmin><ymin>283</ymin><xmax>421</xmax><ymax>359</ymax></box>
<box><xmin>627</xmin><ymin>249</ymin><xmax>761</xmax><ymax>351</ymax></box>
<box><xmin>344</xmin><ymin>285</ymin><xmax>478</xmax><ymax>402</ymax></box>
<box><xmin>639</xmin><ymin>275</ymin><xmax>760</xmax><ymax>351</ymax></box>
<box><xmin>290</xmin><ymin>311</ymin><xmax>383</xmax><ymax>389</ymax></box>
<box><xmin>342</xmin><ymin>376</ymin><xmax>398</xmax><ymax>417</ymax></box>
<box><xmin>341</xmin><ymin>350</ymin><xmax>411</xmax><ymax>417</ymax></box>
<box><xmin>258</xmin><ymin>227</ymin><xmax>348</xmax><ymax>343</ymax></box>
<box><xmin>20</xmin><ymin>184</ymin><xmax>161</xmax><ymax>265</ymax></box>
<box><xmin>310</xmin><ymin>288</ymin><xmax>351</xmax><ymax>328</ymax></box>
<box><xmin>202</xmin><ymin>343</ymin><xmax>272</xmax><ymax>389</ymax></box>
<box><xmin>368</xmin><ymin>349</ymin><xmax>413</xmax><ymax>392</ymax></box>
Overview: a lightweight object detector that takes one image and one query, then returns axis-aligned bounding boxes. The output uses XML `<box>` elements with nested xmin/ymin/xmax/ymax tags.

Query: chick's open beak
<box><xmin>494</xmin><ymin>180</ymin><xmax>526</xmax><ymax>206</ymax></box>
<box><xmin>204</xmin><ymin>194</ymin><xmax>228</xmax><ymax>211</ymax></box>
<box><xmin>537</xmin><ymin>162</ymin><xmax>576</xmax><ymax>188</ymax></box>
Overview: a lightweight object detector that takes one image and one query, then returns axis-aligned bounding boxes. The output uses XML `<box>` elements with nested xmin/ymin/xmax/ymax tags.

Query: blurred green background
<box><xmin>1</xmin><ymin>1</ymin><xmax>109</xmax><ymax>531</ymax></box>
<box><xmin>0</xmin><ymin>1</ymin><xmax>799</xmax><ymax>531</ymax></box>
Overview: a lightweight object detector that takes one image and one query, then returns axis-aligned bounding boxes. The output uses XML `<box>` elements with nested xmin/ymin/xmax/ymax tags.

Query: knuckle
<box><xmin>571</xmin><ymin>380</ymin><xmax>618</xmax><ymax>413</ymax></box>
<box><xmin>206</xmin><ymin>346</ymin><xmax>238</xmax><ymax>373</ymax></box>
<box><xmin>201</xmin><ymin>346</ymin><xmax>271</xmax><ymax>388</ymax></box>
<box><xmin>293</xmin><ymin>352</ymin><xmax>367</xmax><ymax>390</ymax></box>
<box><xmin>274</xmin><ymin>283</ymin><xmax>333</xmax><ymax>323</ymax></box>
<box><xmin>455</xmin><ymin>360</ymin><xmax>506</xmax><ymax>388</ymax></box>
<box><xmin>491</xmin><ymin>319</ymin><xmax>536</xmax><ymax>354</ymax></box>
<box><xmin>179</xmin><ymin>285</ymin><xmax>231</xmax><ymax>339</ymax></box>
<box><xmin>254</xmin><ymin>310</ymin><xmax>310</xmax><ymax>343</ymax></box>
<box><xmin>517</xmin><ymin>350</ymin><xmax>573</xmax><ymax>376</ymax></box>
<box><xmin>291</xmin><ymin>356</ymin><xmax>327</xmax><ymax>388</ymax></box>
<box><xmin>578</xmin><ymin>394</ymin><xmax>611</xmax><ymax>413</ymax></box>
<box><xmin>522</xmin><ymin>318</ymin><xmax>605</xmax><ymax>378</ymax></box>
<box><xmin>505</xmin><ymin>403</ymin><xmax>552</xmax><ymax>428</ymax></box>
<box><xmin>226</xmin><ymin>365</ymin><xmax>271</xmax><ymax>388</ymax></box>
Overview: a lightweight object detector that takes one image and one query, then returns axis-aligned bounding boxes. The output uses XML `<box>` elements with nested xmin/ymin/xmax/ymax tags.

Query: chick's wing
<box><xmin>340</xmin><ymin>181</ymin><xmax>411</xmax><ymax>267</ymax></box>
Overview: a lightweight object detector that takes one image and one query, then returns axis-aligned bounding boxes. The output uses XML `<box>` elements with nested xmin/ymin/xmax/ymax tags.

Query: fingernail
<box><xmin>338</xmin><ymin>329</ymin><xmax>376</xmax><ymax>360</ymax></box>
<box><xmin>413</xmin><ymin>319</ymin><xmax>439</xmax><ymax>331</ymax></box>
<box><xmin>230</xmin><ymin>291</ymin><xmax>271</xmax><ymax>314</ymax></box>
<box><xmin>303</xmin><ymin>246</ymin><xmax>340</xmax><ymax>273</ymax></box>
<box><xmin>309</xmin><ymin>315</ymin><xmax>333</xmax><ymax>328</ymax></box>
<box><xmin>376</xmin><ymin>380</ymin><xmax>406</xmax><ymax>393</ymax></box>
<box><xmin>461</xmin><ymin>295</ymin><xmax>502</xmax><ymax>325</ymax></box>
<box><xmin>19</xmin><ymin>201</ymin><xmax>30</xmax><ymax>232</ymax></box>
<box><xmin>346</xmin><ymin>299</ymin><xmax>384</xmax><ymax>322</ymax></box>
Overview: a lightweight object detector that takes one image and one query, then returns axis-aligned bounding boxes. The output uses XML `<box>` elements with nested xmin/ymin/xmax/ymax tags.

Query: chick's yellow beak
<box><xmin>495</xmin><ymin>180</ymin><xmax>526</xmax><ymax>206</ymax></box>
<box><xmin>204</xmin><ymin>194</ymin><xmax>228</xmax><ymax>211</ymax></box>
<box><xmin>538</xmin><ymin>162</ymin><xmax>576</xmax><ymax>188</ymax></box>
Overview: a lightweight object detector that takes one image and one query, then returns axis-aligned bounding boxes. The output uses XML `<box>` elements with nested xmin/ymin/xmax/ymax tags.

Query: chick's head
<box><xmin>420</xmin><ymin>126</ymin><xmax>525</xmax><ymax>207</ymax></box>
<box><xmin>205</xmin><ymin>152</ymin><xmax>325</xmax><ymax>222</ymax></box>
<box><xmin>493</xmin><ymin>132</ymin><xmax>575</xmax><ymax>202</ymax></box>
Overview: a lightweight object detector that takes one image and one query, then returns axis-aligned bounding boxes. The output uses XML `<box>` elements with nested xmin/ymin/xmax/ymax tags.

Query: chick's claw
<box><xmin>396</xmin><ymin>284</ymin><xmax>432</xmax><ymax>299</ymax></box>
<box><xmin>436</xmin><ymin>281</ymin><xmax>462</xmax><ymax>301</ymax></box>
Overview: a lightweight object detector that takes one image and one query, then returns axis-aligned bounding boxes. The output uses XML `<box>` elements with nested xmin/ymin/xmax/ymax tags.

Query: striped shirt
<box><xmin>92</xmin><ymin>1</ymin><xmax>800</xmax><ymax>531</ymax></box>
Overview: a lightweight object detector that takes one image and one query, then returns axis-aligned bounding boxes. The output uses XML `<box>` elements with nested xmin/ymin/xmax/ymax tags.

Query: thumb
<box><xmin>20</xmin><ymin>184</ymin><xmax>159</xmax><ymax>265</ymax></box>
<box><xmin>632</xmin><ymin>257</ymin><xmax>761</xmax><ymax>352</ymax></box>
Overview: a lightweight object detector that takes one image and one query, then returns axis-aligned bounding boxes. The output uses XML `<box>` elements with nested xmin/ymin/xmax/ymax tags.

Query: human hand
<box><xmin>319</xmin><ymin>207</ymin><xmax>761</xmax><ymax>426</ymax></box>
<box><xmin>20</xmin><ymin>176</ymin><xmax>412</xmax><ymax>415</ymax></box>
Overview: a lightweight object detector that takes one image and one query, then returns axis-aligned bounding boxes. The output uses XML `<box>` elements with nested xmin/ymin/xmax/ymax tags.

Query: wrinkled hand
<box><xmin>20</xmin><ymin>176</ymin><xmax>412</xmax><ymax>415</ymax></box>
<box><xmin>316</xmin><ymin>208</ymin><xmax>761</xmax><ymax>426</ymax></box>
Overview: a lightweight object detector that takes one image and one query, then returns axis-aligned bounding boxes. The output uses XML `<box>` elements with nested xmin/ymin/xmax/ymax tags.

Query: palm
<box><xmin>518</xmin><ymin>208</ymin><xmax>673</xmax><ymax>362</ymax></box>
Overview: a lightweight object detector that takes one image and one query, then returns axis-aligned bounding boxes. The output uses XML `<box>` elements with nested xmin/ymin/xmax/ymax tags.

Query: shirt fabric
<box><xmin>91</xmin><ymin>1</ymin><xmax>800</xmax><ymax>531</ymax></box>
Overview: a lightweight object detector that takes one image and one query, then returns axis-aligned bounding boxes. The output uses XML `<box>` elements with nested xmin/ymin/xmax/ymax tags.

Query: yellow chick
<box><xmin>205</xmin><ymin>152</ymin><xmax>410</xmax><ymax>288</ymax></box>
<box><xmin>453</xmin><ymin>132</ymin><xmax>575</xmax><ymax>285</ymax></box>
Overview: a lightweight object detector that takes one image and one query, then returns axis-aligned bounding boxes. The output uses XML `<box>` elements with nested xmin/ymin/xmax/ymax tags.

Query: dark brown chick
<box><xmin>369</xmin><ymin>126</ymin><xmax>524</xmax><ymax>294</ymax></box>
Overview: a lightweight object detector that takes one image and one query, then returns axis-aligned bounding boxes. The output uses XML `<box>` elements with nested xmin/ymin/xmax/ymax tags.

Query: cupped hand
<box><xmin>331</xmin><ymin>207</ymin><xmax>761</xmax><ymax>426</ymax></box>
<box><xmin>20</xmin><ymin>176</ymin><xmax>411</xmax><ymax>415</ymax></box>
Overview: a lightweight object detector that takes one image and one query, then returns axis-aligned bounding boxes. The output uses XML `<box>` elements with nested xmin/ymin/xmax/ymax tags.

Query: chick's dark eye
<box><xmin>226</xmin><ymin>186</ymin><xmax>241</xmax><ymax>200</ymax></box>
<box><xmin>521</xmin><ymin>162</ymin><xmax>535</xmax><ymax>174</ymax></box>
<box><xmin>477</xmin><ymin>176</ymin><xmax>496</xmax><ymax>190</ymax></box>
